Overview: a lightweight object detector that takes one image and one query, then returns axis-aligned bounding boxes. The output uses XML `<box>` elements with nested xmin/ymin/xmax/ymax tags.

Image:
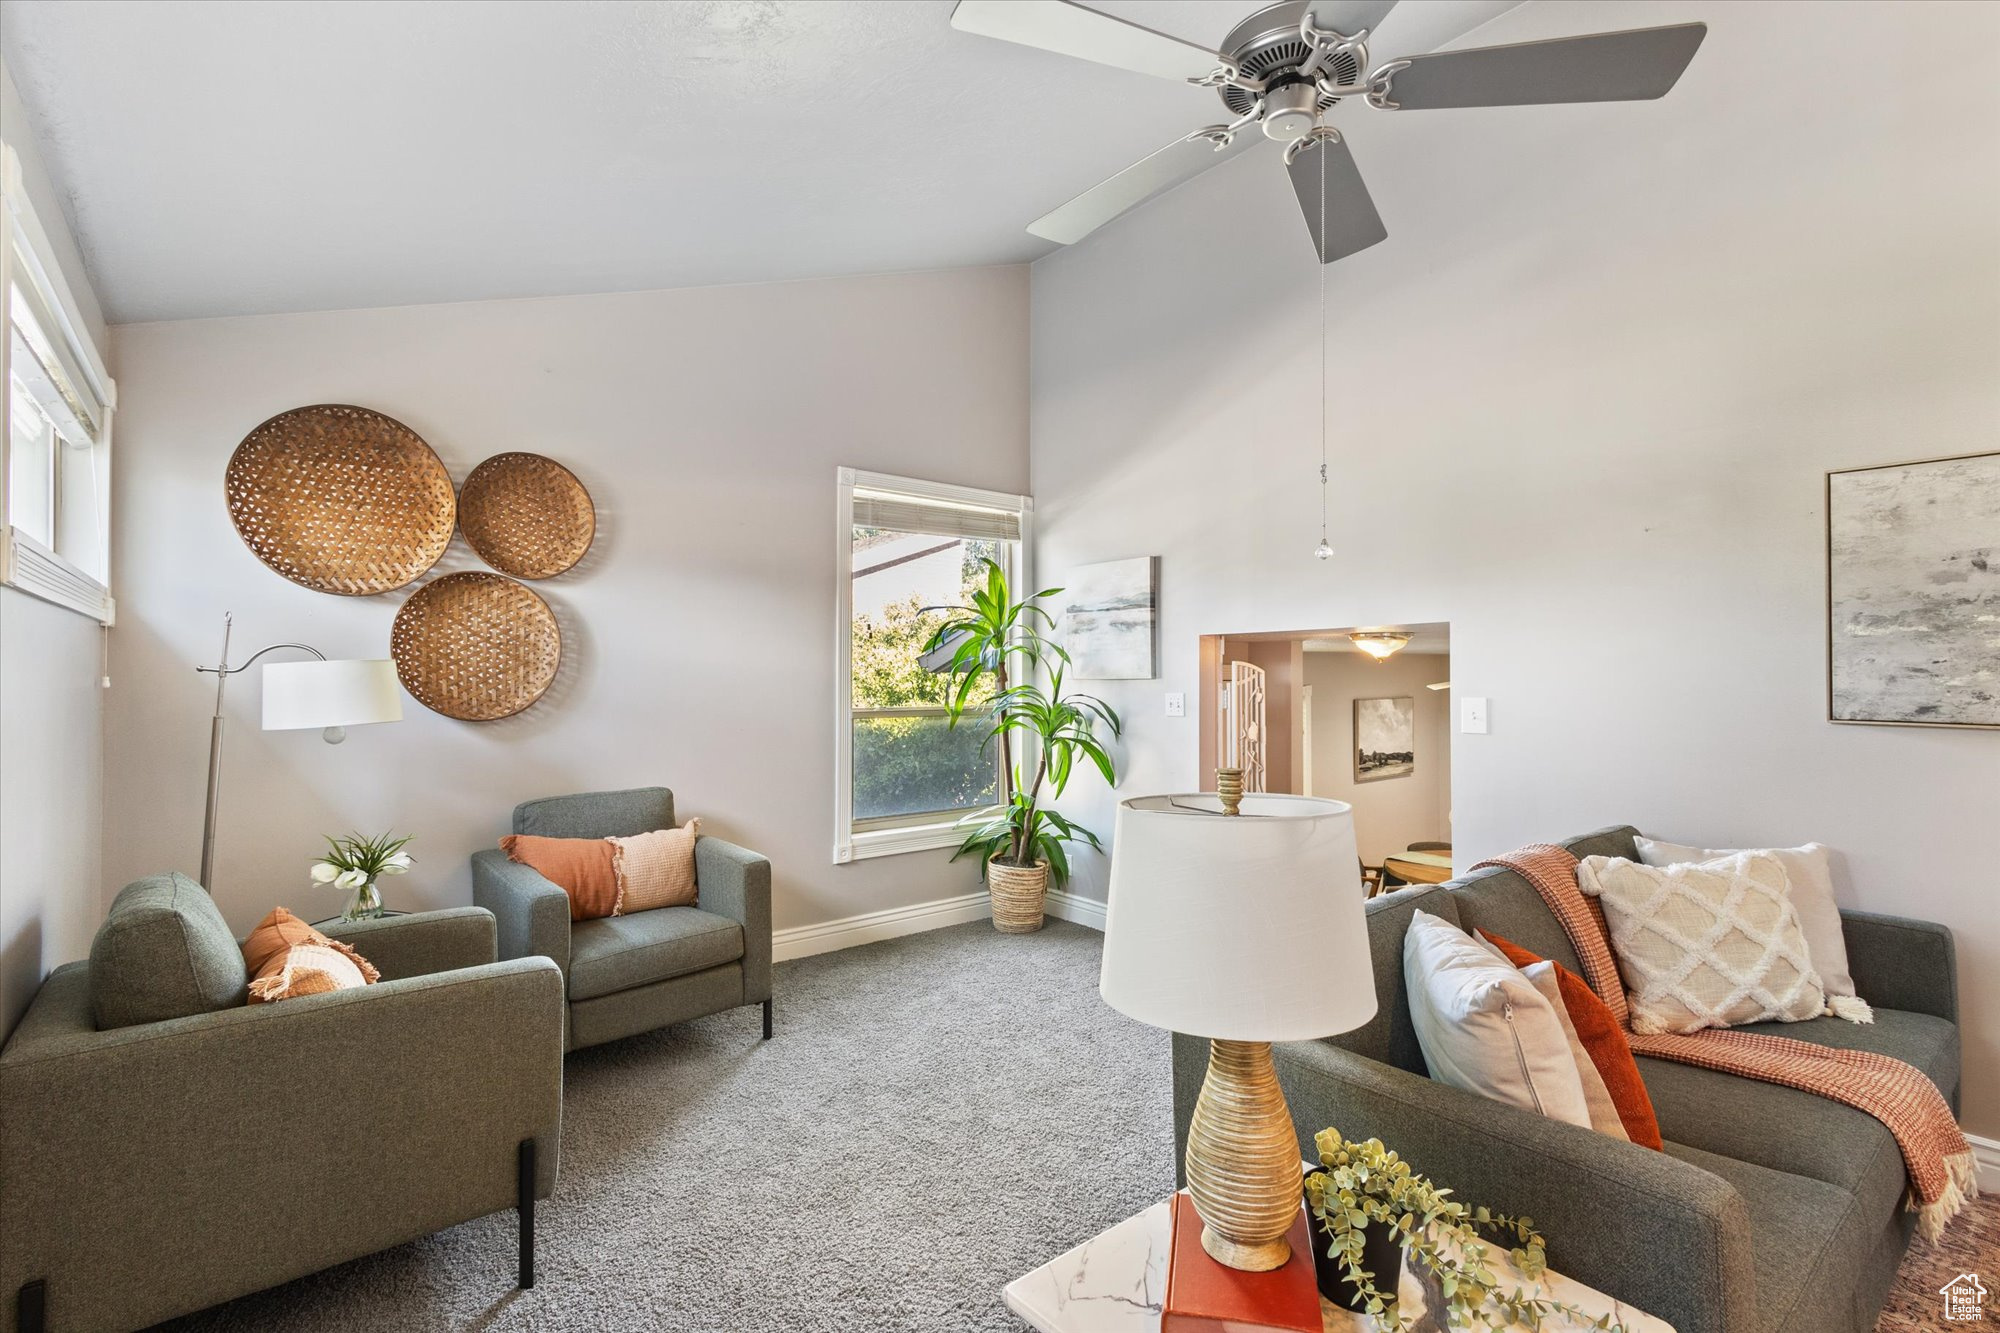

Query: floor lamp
<box><xmin>195</xmin><ymin>613</ymin><xmax>403</xmax><ymax>890</ymax></box>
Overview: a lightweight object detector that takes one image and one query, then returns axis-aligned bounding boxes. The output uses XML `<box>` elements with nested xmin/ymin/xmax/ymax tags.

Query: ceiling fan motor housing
<box><xmin>1218</xmin><ymin>1</ymin><xmax>1363</xmax><ymax>124</ymax></box>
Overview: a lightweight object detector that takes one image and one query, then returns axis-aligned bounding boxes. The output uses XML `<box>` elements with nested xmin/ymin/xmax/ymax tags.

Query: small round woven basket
<box><xmin>225</xmin><ymin>404</ymin><xmax>456</xmax><ymax>595</ymax></box>
<box><xmin>988</xmin><ymin>858</ymin><xmax>1049</xmax><ymax>934</ymax></box>
<box><xmin>390</xmin><ymin>571</ymin><xmax>562</xmax><ymax>721</ymax></box>
<box><xmin>456</xmin><ymin>452</ymin><xmax>595</xmax><ymax>580</ymax></box>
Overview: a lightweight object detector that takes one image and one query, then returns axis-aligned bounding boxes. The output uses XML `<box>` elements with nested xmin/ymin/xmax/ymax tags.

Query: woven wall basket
<box><xmin>456</xmin><ymin>452</ymin><xmax>596</xmax><ymax>580</ymax></box>
<box><xmin>390</xmin><ymin>571</ymin><xmax>562</xmax><ymax>721</ymax></box>
<box><xmin>225</xmin><ymin>404</ymin><xmax>456</xmax><ymax>596</ymax></box>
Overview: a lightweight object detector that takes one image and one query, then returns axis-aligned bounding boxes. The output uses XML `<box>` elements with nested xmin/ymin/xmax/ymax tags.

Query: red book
<box><xmin>1162</xmin><ymin>1193</ymin><xmax>1321</xmax><ymax>1333</ymax></box>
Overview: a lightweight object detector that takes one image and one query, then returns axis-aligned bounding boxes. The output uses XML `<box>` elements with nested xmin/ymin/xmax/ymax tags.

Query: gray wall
<box><xmin>1029</xmin><ymin>0</ymin><xmax>2000</xmax><ymax>1135</ymax></box>
<box><xmin>0</xmin><ymin>60</ymin><xmax>108</xmax><ymax>1032</ymax></box>
<box><xmin>1304</xmin><ymin>651</ymin><xmax>1451</xmax><ymax>866</ymax></box>
<box><xmin>106</xmin><ymin>264</ymin><xmax>1028</xmax><ymax>935</ymax></box>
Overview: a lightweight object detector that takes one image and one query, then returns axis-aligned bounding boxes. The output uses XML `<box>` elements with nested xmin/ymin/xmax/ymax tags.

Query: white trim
<box><xmin>0</xmin><ymin>524</ymin><xmax>112</xmax><ymax>622</ymax></box>
<box><xmin>1968</xmin><ymin>1131</ymin><xmax>2000</xmax><ymax>1192</ymax></box>
<box><xmin>772</xmin><ymin>889</ymin><xmax>993</xmax><ymax>962</ymax></box>
<box><xmin>1043</xmin><ymin>887</ymin><xmax>1107</xmax><ymax>931</ymax></box>
<box><xmin>839</xmin><ymin>819</ymin><xmax>966</xmax><ymax>864</ymax></box>
<box><xmin>832</xmin><ymin>466</ymin><xmax>1031</xmax><ymax>865</ymax></box>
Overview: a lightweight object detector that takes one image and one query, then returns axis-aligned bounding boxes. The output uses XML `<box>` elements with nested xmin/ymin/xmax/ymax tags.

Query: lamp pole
<box><xmin>194</xmin><ymin>613</ymin><xmax>331</xmax><ymax>891</ymax></box>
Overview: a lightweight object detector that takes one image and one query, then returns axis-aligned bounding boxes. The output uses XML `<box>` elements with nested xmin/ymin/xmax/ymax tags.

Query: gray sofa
<box><xmin>471</xmin><ymin>786</ymin><xmax>773</xmax><ymax>1051</ymax></box>
<box><xmin>1171</xmin><ymin>825</ymin><xmax>1960</xmax><ymax>1333</ymax></box>
<box><xmin>0</xmin><ymin>874</ymin><xmax>564</xmax><ymax>1333</ymax></box>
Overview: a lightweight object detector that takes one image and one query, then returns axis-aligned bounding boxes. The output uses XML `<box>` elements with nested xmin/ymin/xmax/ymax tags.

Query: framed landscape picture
<box><xmin>1062</xmin><ymin>556</ymin><xmax>1158</xmax><ymax>679</ymax></box>
<box><xmin>1826</xmin><ymin>450</ymin><xmax>1999</xmax><ymax>729</ymax></box>
<box><xmin>1354</xmin><ymin>696</ymin><xmax>1415</xmax><ymax>782</ymax></box>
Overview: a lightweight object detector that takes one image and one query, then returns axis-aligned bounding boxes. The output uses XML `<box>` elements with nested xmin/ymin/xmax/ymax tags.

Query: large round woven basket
<box><xmin>224</xmin><ymin>404</ymin><xmax>456</xmax><ymax>595</ymax></box>
<box><xmin>456</xmin><ymin>452</ymin><xmax>596</xmax><ymax>580</ymax></box>
<box><xmin>390</xmin><ymin>571</ymin><xmax>562</xmax><ymax>721</ymax></box>
<box><xmin>988</xmin><ymin>858</ymin><xmax>1049</xmax><ymax>934</ymax></box>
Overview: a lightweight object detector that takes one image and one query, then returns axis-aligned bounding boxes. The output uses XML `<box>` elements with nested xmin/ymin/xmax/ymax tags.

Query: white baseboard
<box><xmin>772</xmin><ymin>890</ymin><xmax>992</xmax><ymax>963</ymax></box>
<box><xmin>1043</xmin><ymin>887</ymin><xmax>1107</xmax><ymax>931</ymax></box>
<box><xmin>1969</xmin><ymin>1131</ymin><xmax>2000</xmax><ymax>1192</ymax></box>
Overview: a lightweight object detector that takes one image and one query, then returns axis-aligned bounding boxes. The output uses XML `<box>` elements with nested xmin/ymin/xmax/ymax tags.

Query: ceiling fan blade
<box><xmin>1378</xmin><ymin>23</ymin><xmax>1706</xmax><ymax>109</ymax></box>
<box><xmin>950</xmin><ymin>0</ymin><xmax>1223</xmax><ymax>83</ymax></box>
<box><xmin>1307</xmin><ymin>1</ymin><xmax>1399</xmax><ymax>38</ymax></box>
<box><xmin>1286</xmin><ymin>134</ymin><xmax>1387</xmax><ymax>264</ymax></box>
<box><xmin>1030</xmin><ymin>132</ymin><xmax>1260</xmax><ymax>245</ymax></box>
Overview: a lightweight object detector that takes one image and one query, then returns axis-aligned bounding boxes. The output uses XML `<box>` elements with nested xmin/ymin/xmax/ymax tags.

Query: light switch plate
<box><xmin>1164</xmin><ymin>692</ymin><xmax>1186</xmax><ymax>717</ymax></box>
<box><xmin>1461</xmin><ymin>697</ymin><xmax>1489</xmax><ymax>734</ymax></box>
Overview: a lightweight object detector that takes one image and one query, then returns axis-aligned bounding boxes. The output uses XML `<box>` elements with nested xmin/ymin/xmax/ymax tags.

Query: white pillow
<box><xmin>1402</xmin><ymin>910</ymin><xmax>1593</xmax><ymax>1129</ymax></box>
<box><xmin>1520</xmin><ymin>960</ymin><xmax>1629</xmax><ymax>1142</ymax></box>
<box><xmin>1578</xmin><ymin>852</ymin><xmax>1825</xmax><ymax>1035</ymax></box>
<box><xmin>1634</xmin><ymin>836</ymin><xmax>1869</xmax><ymax>1022</ymax></box>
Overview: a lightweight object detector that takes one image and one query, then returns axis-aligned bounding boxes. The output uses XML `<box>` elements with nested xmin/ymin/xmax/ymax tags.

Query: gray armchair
<box><xmin>471</xmin><ymin>786</ymin><xmax>773</xmax><ymax>1051</ymax></box>
<box><xmin>0</xmin><ymin>875</ymin><xmax>564</xmax><ymax>1333</ymax></box>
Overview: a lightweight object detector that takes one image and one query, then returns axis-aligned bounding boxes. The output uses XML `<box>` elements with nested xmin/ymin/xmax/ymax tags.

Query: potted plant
<box><xmin>312</xmin><ymin>831</ymin><xmax>415</xmax><ymax>922</ymax></box>
<box><xmin>1304</xmin><ymin>1128</ymin><xmax>1633</xmax><ymax>1331</ymax></box>
<box><xmin>925</xmin><ymin>559</ymin><xmax>1120</xmax><ymax>932</ymax></box>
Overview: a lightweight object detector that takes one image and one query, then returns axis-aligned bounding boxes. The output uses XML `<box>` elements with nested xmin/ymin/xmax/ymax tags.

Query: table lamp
<box><xmin>1099</xmin><ymin>772</ymin><xmax>1376</xmax><ymax>1272</ymax></box>
<box><xmin>195</xmin><ymin>614</ymin><xmax>402</xmax><ymax>889</ymax></box>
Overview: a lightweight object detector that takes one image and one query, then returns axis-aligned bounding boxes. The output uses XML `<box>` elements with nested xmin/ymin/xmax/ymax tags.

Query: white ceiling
<box><xmin>0</xmin><ymin>0</ymin><xmax>1516</xmax><ymax>324</ymax></box>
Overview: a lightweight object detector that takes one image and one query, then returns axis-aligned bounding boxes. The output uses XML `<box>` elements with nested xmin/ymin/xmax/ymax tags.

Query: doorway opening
<box><xmin>1197</xmin><ymin>623</ymin><xmax>1452</xmax><ymax>889</ymax></box>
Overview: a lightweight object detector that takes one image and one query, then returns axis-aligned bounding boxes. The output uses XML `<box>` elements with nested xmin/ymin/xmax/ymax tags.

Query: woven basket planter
<box><xmin>988</xmin><ymin>858</ymin><xmax>1049</xmax><ymax>934</ymax></box>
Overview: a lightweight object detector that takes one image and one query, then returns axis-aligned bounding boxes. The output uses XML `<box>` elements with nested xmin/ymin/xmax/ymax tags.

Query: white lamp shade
<box><xmin>261</xmin><ymin>659</ymin><xmax>403</xmax><ymax>731</ymax></box>
<box><xmin>1099</xmin><ymin>793</ymin><xmax>1377</xmax><ymax>1043</ymax></box>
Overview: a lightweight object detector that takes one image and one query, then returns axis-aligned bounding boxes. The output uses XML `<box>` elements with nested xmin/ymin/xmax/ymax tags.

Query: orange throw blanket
<box><xmin>1477</xmin><ymin>844</ymin><xmax>1977</xmax><ymax>1241</ymax></box>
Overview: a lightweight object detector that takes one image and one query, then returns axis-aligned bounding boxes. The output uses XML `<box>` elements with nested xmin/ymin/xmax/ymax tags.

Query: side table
<box><xmin>1004</xmin><ymin>1192</ymin><xmax>1674</xmax><ymax>1332</ymax></box>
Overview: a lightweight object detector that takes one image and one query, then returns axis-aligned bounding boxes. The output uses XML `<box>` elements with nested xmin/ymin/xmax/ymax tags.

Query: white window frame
<box><xmin>0</xmin><ymin>143</ymin><xmax>116</xmax><ymax>624</ymax></box>
<box><xmin>833</xmin><ymin>466</ymin><xmax>1032</xmax><ymax>864</ymax></box>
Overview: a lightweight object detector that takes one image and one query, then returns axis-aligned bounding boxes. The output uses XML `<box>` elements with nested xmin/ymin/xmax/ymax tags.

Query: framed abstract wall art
<box><xmin>1062</xmin><ymin>555</ymin><xmax>1158</xmax><ymax>679</ymax></box>
<box><xmin>1826</xmin><ymin>450</ymin><xmax>1999</xmax><ymax>728</ymax></box>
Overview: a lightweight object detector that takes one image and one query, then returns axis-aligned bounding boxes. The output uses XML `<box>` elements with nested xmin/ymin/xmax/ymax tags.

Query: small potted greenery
<box><xmin>925</xmin><ymin>559</ymin><xmax>1119</xmax><ymax>932</ymax></box>
<box><xmin>1305</xmin><ymin>1128</ymin><xmax>1633</xmax><ymax>1332</ymax></box>
<box><xmin>312</xmin><ymin>831</ymin><xmax>414</xmax><ymax>922</ymax></box>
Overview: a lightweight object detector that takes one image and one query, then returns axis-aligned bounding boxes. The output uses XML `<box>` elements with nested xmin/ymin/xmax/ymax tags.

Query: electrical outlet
<box><xmin>1461</xmin><ymin>697</ymin><xmax>1489</xmax><ymax>734</ymax></box>
<box><xmin>1164</xmin><ymin>692</ymin><xmax>1186</xmax><ymax>717</ymax></box>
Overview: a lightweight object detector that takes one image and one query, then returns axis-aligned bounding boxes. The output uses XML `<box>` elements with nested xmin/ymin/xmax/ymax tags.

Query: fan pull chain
<box><xmin>1314</xmin><ymin>139</ymin><xmax>1333</xmax><ymax>562</ymax></box>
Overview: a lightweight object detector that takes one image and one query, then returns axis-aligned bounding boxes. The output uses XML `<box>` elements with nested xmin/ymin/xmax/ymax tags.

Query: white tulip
<box><xmin>310</xmin><ymin>861</ymin><xmax>341</xmax><ymax>884</ymax></box>
<box><xmin>381</xmin><ymin>852</ymin><xmax>414</xmax><ymax>874</ymax></box>
<box><xmin>335</xmin><ymin>868</ymin><xmax>368</xmax><ymax>889</ymax></box>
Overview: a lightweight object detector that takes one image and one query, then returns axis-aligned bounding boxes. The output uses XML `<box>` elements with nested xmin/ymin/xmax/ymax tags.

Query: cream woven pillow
<box><xmin>608</xmin><ymin>819</ymin><xmax>700</xmax><ymax>913</ymax></box>
<box><xmin>1577</xmin><ymin>852</ymin><xmax>1825</xmax><ymax>1035</ymax></box>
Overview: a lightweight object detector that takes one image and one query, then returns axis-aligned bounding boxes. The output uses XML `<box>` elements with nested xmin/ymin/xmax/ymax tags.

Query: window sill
<box><xmin>834</xmin><ymin>820</ymin><xmax>967</xmax><ymax>864</ymax></box>
<box><xmin>0</xmin><ymin>526</ymin><xmax>113</xmax><ymax>624</ymax></box>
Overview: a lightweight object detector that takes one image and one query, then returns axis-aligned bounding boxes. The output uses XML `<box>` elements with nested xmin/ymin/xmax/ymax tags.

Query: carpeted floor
<box><xmin>159</xmin><ymin>919</ymin><xmax>1176</xmax><ymax>1332</ymax></box>
<box><xmin>158</xmin><ymin>918</ymin><xmax>1990</xmax><ymax>1332</ymax></box>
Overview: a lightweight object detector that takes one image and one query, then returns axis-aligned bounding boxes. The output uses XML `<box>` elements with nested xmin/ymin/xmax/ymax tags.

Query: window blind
<box><xmin>852</xmin><ymin>489</ymin><xmax>1021</xmax><ymax>542</ymax></box>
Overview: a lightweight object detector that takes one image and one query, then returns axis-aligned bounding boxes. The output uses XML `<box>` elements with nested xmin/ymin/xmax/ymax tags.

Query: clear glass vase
<box><xmin>341</xmin><ymin>879</ymin><xmax>384</xmax><ymax>922</ymax></box>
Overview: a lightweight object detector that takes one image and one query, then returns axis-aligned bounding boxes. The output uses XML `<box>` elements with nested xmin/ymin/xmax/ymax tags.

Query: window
<box><xmin>833</xmin><ymin>468</ymin><xmax>1030</xmax><ymax>863</ymax></box>
<box><xmin>0</xmin><ymin>144</ymin><xmax>116</xmax><ymax>622</ymax></box>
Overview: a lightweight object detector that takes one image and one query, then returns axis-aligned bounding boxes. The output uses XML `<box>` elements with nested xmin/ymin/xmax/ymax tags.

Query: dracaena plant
<box><xmin>1305</xmin><ymin>1128</ymin><xmax>1632</xmax><ymax>1332</ymax></box>
<box><xmin>923</xmin><ymin>558</ymin><xmax>1120</xmax><ymax>885</ymax></box>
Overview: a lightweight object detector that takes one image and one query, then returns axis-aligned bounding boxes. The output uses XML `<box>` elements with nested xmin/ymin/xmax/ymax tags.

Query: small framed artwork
<box><xmin>1826</xmin><ymin>451</ymin><xmax>1999</xmax><ymax>729</ymax></box>
<box><xmin>1062</xmin><ymin>555</ymin><xmax>1158</xmax><ymax>679</ymax></box>
<box><xmin>1354</xmin><ymin>696</ymin><xmax>1415</xmax><ymax>782</ymax></box>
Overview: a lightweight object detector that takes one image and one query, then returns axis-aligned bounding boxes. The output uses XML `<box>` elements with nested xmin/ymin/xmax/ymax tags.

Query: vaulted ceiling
<box><xmin>0</xmin><ymin>0</ymin><xmax>1515</xmax><ymax>323</ymax></box>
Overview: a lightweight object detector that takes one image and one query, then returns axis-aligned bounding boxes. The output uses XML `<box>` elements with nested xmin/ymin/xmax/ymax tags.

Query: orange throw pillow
<box><xmin>241</xmin><ymin>907</ymin><xmax>380</xmax><ymax>1004</ymax></box>
<box><xmin>1479</xmin><ymin>930</ymin><xmax>1664</xmax><ymax>1151</ymax></box>
<box><xmin>501</xmin><ymin>834</ymin><xmax>621</xmax><ymax>920</ymax></box>
<box><xmin>609</xmin><ymin>818</ymin><xmax>700</xmax><ymax>913</ymax></box>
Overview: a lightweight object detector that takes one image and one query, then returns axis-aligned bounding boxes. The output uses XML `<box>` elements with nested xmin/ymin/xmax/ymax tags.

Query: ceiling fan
<box><xmin>951</xmin><ymin>0</ymin><xmax>1706</xmax><ymax>263</ymax></box>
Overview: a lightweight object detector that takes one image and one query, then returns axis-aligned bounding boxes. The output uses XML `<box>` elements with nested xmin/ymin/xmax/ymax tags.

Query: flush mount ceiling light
<box><xmin>1350</xmin><ymin>631</ymin><xmax>1411</xmax><ymax>661</ymax></box>
<box><xmin>950</xmin><ymin>1</ymin><xmax>1706</xmax><ymax>265</ymax></box>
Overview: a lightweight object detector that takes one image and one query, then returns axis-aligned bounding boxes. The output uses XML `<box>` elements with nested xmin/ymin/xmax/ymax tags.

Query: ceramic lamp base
<box><xmin>1185</xmin><ymin>1038</ymin><xmax>1302</xmax><ymax>1272</ymax></box>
